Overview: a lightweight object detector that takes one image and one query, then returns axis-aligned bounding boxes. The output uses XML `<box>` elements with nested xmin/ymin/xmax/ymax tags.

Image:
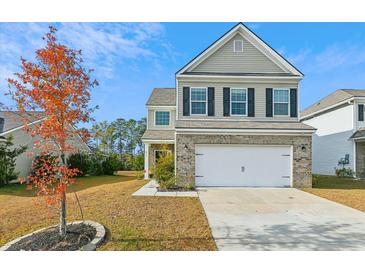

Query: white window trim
<box><xmin>154</xmin><ymin>149</ymin><xmax>172</xmax><ymax>163</ymax></box>
<box><xmin>190</xmin><ymin>87</ymin><xmax>208</xmax><ymax>116</ymax></box>
<box><xmin>154</xmin><ymin>110</ymin><xmax>170</xmax><ymax>127</ymax></box>
<box><xmin>273</xmin><ymin>88</ymin><xmax>290</xmax><ymax>117</ymax></box>
<box><xmin>230</xmin><ymin>88</ymin><xmax>248</xmax><ymax>116</ymax></box>
<box><xmin>233</xmin><ymin>39</ymin><xmax>243</xmax><ymax>52</ymax></box>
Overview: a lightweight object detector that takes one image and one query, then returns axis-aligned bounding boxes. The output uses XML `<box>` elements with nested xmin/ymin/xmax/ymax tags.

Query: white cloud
<box><xmin>314</xmin><ymin>43</ymin><xmax>365</xmax><ymax>71</ymax></box>
<box><xmin>0</xmin><ymin>22</ymin><xmax>173</xmax><ymax>83</ymax></box>
<box><xmin>287</xmin><ymin>48</ymin><xmax>311</xmax><ymax>64</ymax></box>
<box><xmin>285</xmin><ymin>43</ymin><xmax>365</xmax><ymax>73</ymax></box>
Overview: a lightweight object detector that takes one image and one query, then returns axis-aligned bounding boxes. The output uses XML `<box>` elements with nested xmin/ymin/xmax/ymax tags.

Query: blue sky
<box><xmin>1</xmin><ymin>22</ymin><xmax>365</xmax><ymax>124</ymax></box>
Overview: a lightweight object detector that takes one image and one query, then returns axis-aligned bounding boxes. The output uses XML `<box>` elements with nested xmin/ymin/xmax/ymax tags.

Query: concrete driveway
<box><xmin>198</xmin><ymin>188</ymin><xmax>365</xmax><ymax>251</ymax></box>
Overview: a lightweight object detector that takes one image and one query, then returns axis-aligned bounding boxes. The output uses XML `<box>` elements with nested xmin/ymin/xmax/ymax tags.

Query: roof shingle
<box><xmin>175</xmin><ymin>120</ymin><xmax>314</xmax><ymax>130</ymax></box>
<box><xmin>146</xmin><ymin>88</ymin><xmax>176</xmax><ymax>106</ymax></box>
<box><xmin>142</xmin><ymin>130</ymin><xmax>175</xmax><ymax>141</ymax></box>
<box><xmin>301</xmin><ymin>89</ymin><xmax>365</xmax><ymax>118</ymax></box>
<box><xmin>0</xmin><ymin>111</ymin><xmax>45</xmax><ymax>133</ymax></box>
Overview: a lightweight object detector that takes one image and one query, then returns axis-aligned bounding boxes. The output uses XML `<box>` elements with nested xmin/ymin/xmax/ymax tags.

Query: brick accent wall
<box><xmin>356</xmin><ymin>142</ymin><xmax>365</xmax><ymax>178</ymax></box>
<box><xmin>175</xmin><ymin>134</ymin><xmax>312</xmax><ymax>188</ymax></box>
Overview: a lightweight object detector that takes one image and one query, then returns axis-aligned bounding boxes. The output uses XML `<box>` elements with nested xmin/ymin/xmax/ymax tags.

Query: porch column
<box><xmin>144</xmin><ymin>143</ymin><xmax>150</xmax><ymax>179</ymax></box>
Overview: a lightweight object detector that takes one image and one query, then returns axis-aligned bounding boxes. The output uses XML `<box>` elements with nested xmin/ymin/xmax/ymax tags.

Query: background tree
<box><xmin>112</xmin><ymin>118</ymin><xmax>127</xmax><ymax>160</ymax></box>
<box><xmin>125</xmin><ymin>119</ymin><xmax>137</xmax><ymax>157</ymax></box>
<box><xmin>0</xmin><ymin>135</ymin><xmax>27</xmax><ymax>185</ymax></box>
<box><xmin>89</xmin><ymin>117</ymin><xmax>146</xmax><ymax>170</ymax></box>
<box><xmin>135</xmin><ymin>117</ymin><xmax>146</xmax><ymax>154</ymax></box>
<box><xmin>6</xmin><ymin>26</ymin><xmax>97</xmax><ymax>237</ymax></box>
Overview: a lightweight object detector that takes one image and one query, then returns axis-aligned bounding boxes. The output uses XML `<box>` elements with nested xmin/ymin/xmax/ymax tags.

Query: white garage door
<box><xmin>195</xmin><ymin>145</ymin><xmax>292</xmax><ymax>187</ymax></box>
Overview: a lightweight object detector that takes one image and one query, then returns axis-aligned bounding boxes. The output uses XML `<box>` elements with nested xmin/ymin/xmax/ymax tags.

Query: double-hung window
<box><xmin>191</xmin><ymin>87</ymin><xmax>207</xmax><ymax>115</ymax></box>
<box><xmin>155</xmin><ymin>111</ymin><xmax>170</xmax><ymax>126</ymax></box>
<box><xmin>231</xmin><ymin>88</ymin><xmax>247</xmax><ymax>116</ymax></box>
<box><xmin>273</xmin><ymin>89</ymin><xmax>289</xmax><ymax>116</ymax></box>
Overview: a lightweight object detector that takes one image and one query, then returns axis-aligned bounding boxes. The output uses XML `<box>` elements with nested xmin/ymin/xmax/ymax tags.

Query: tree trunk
<box><xmin>59</xmin><ymin>152</ymin><xmax>67</xmax><ymax>237</ymax></box>
<box><xmin>59</xmin><ymin>190</ymin><xmax>66</xmax><ymax>237</ymax></box>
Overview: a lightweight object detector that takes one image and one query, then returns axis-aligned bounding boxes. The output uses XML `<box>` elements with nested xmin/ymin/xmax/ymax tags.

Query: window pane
<box><xmin>191</xmin><ymin>102</ymin><xmax>206</xmax><ymax>114</ymax></box>
<box><xmin>191</xmin><ymin>88</ymin><xmax>206</xmax><ymax>101</ymax></box>
<box><xmin>232</xmin><ymin>102</ymin><xmax>246</xmax><ymax>115</ymax></box>
<box><xmin>274</xmin><ymin>89</ymin><xmax>289</xmax><ymax>102</ymax></box>
<box><xmin>155</xmin><ymin>111</ymin><xmax>170</xmax><ymax>125</ymax></box>
<box><xmin>231</xmin><ymin>89</ymin><xmax>246</xmax><ymax>102</ymax></box>
<box><xmin>274</xmin><ymin>103</ymin><xmax>289</xmax><ymax>115</ymax></box>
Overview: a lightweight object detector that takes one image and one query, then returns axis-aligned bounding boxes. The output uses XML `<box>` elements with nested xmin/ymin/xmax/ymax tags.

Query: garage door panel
<box><xmin>195</xmin><ymin>145</ymin><xmax>291</xmax><ymax>187</ymax></box>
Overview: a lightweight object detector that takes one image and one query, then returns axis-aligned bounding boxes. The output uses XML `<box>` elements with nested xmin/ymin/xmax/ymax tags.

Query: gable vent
<box><xmin>233</xmin><ymin>40</ymin><xmax>243</xmax><ymax>52</ymax></box>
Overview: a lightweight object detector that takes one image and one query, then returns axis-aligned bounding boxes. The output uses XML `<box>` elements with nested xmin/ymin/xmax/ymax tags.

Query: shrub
<box><xmin>136</xmin><ymin>170</ymin><xmax>144</xmax><ymax>180</ymax></box>
<box><xmin>88</xmin><ymin>154</ymin><xmax>104</xmax><ymax>176</ymax></box>
<box><xmin>67</xmin><ymin>153</ymin><xmax>90</xmax><ymax>176</ymax></box>
<box><xmin>184</xmin><ymin>182</ymin><xmax>195</xmax><ymax>191</ymax></box>
<box><xmin>335</xmin><ymin>167</ymin><xmax>354</xmax><ymax>178</ymax></box>
<box><xmin>133</xmin><ymin>154</ymin><xmax>144</xmax><ymax>171</ymax></box>
<box><xmin>0</xmin><ymin>135</ymin><xmax>27</xmax><ymax>185</ymax></box>
<box><xmin>102</xmin><ymin>158</ymin><xmax>115</xmax><ymax>175</ymax></box>
<box><xmin>31</xmin><ymin>154</ymin><xmax>58</xmax><ymax>177</ymax></box>
<box><xmin>123</xmin><ymin>154</ymin><xmax>134</xmax><ymax>170</ymax></box>
<box><xmin>153</xmin><ymin>153</ymin><xmax>175</xmax><ymax>190</ymax></box>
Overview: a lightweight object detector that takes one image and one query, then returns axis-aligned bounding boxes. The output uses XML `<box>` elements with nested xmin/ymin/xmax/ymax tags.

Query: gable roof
<box><xmin>176</xmin><ymin>23</ymin><xmax>303</xmax><ymax>77</ymax></box>
<box><xmin>301</xmin><ymin>89</ymin><xmax>365</xmax><ymax>119</ymax></box>
<box><xmin>146</xmin><ymin>88</ymin><xmax>176</xmax><ymax>106</ymax></box>
<box><xmin>0</xmin><ymin>111</ymin><xmax>46</xmax><ymax>134</ymax></box>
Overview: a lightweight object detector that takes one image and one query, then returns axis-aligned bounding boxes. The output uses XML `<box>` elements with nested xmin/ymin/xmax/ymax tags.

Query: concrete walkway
<box><xmin>132</xmin><ymin>180</ymin><xmax>198</xmax><ymax>197</ymax></box>
<box><xmin>198</xmin><ymin>188</ymin><xmax>365</xmax><ymax>251</ymax></box>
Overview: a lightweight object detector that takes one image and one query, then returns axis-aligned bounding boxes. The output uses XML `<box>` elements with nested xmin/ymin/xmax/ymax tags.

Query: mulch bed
<box><xmin>158</xmin><ymin>185</ymin><xmax>195</xmax><ymax>192</ymax></box>
<box><xmin>7</xmin><ymin>223</ymin><xmax>96</xmax><ymax>251</ymax></box>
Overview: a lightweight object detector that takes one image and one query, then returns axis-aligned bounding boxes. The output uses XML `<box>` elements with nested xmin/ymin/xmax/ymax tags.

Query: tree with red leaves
<box><xmin>7</xmin><ymin>26</ymin><xmax>98</xmax><ymax>237</ymax></box>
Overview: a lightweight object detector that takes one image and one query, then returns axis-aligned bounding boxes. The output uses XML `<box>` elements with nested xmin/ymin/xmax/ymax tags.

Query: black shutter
<box><xmin>223</xmin><ymin>88</ymin><xmax>230</xmax><ymax>116</ymax></box>
<box><xmin>248</xmin><ymin>88</ymin><xmax>255</xmax><ymax>117</ymax></box>
<box><xmin>359</xmin><ymin>104</ymin><xmax>364</xmax><ymax>121</ymax></box>
<box><xmin>208</xmin><ymin>87</ymin><xmax>215</xmax><ymax>116</ymax></box>
<box><xmin>266</xmin><ymin>88</ymin><xmax>273</xmax><ymax>117</ymax></box>
<box><xmin>290</xmin><ymin>88</ymin><xmax>298</xmax><ymax>117</ymax></box>
<box><xmin>183</xmin><ymin>87</ymin><xmax>190</xmax><ymax>116</ymax></box>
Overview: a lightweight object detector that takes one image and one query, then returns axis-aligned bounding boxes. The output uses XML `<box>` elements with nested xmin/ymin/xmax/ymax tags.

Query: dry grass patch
<box><xmin>0</xmin><ymin>176</ymin><xmax>216</xmax><ymax>251</ymax></box>
<box><xmin>302</xmin><ymin>175</ymin><xmax>365</xmax><ymax>212</ymax></box>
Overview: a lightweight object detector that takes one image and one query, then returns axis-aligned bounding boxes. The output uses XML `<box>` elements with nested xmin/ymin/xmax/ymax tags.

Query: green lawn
<box><xmin>0</xmin><ymin>175</ymin><xmax>216</xmax><ymax>250</ymax></box>
<box><xmin>303</xmin><ymin>175</ymin><xmax>365</xmax><ymax>212</ymax></box>
<box><xmin>0</xmin><ymin>175</ymin><xmax>131</xmax><ymax>197</ymax></box>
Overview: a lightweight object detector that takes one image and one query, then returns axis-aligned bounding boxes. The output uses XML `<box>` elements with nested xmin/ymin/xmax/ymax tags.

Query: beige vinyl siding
<box><xmin>190</xmin><ymin>34</ymin><xmax>285</xmax><ymax>74</ymax></box>
<box><xmin>177</xmin><ymin>79</ymin><xmax>299</xmax><ymax>121</ymax></box>
<box><xmin>147</xmin><ymin>108</ymin><xmax>176</xmax><ymax>130</ymax></box>
<box><xmin>3</xmin><ymin>125</ymin><xmax>89</xmax><ymax>179</ymax></box>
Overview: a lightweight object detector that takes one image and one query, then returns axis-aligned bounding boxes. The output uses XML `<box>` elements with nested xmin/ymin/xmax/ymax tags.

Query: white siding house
<box><xmin>301</xmin><ymin>89</ymin><xmax>365</xmax><ymax>177</ymax></box>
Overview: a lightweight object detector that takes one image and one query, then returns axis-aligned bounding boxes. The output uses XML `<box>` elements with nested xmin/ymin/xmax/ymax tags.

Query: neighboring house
<box><xmin>142</xmin><ymin>23</ymin><xmax>315</xmax><ymax>188</ymax></box>
<box><xmin>301</xmin><ymin>89</ymin><xmax>365</xmax><ymax>177</ymax></box>
<box><xmin>0</xmin><ymin>111</ymin><xmax>90</xmax><ymax>179</ymax></box>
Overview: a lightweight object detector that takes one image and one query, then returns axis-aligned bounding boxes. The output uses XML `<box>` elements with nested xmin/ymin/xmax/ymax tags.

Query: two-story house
<box><xmin>142</xmin><ymin>23</ymin><xmax>315</xmax><ymax>188</ymax></box>
<box><xmin>301</xmin><ymin>89</ymin><xmax>365</xmax><ymax>177</ymax></box>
